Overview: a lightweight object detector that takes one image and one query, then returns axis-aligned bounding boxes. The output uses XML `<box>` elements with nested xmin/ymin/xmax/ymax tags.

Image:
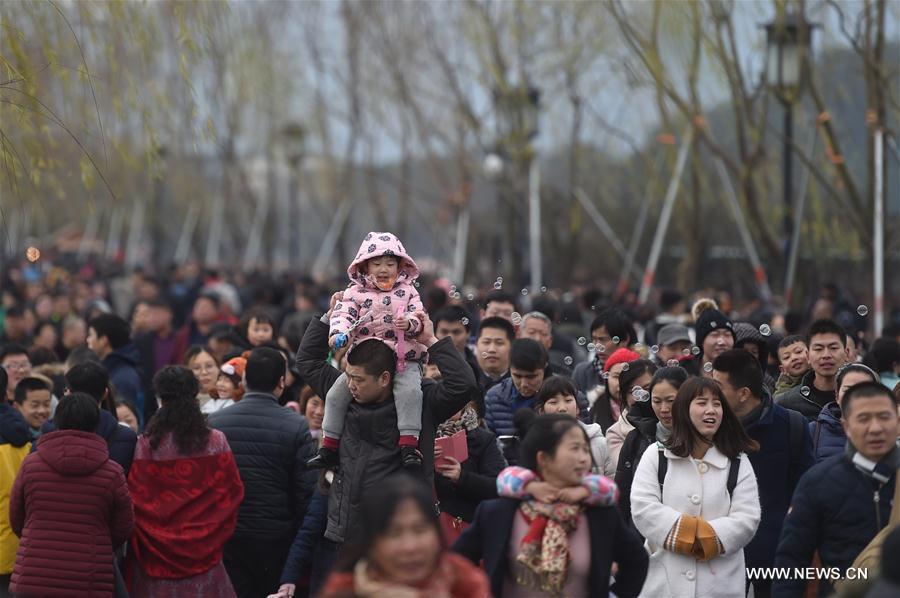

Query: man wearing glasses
<box><xmin>0</xmin><ymin>345</ymin><xmax>31</xmax><ymax>403</ymax></box>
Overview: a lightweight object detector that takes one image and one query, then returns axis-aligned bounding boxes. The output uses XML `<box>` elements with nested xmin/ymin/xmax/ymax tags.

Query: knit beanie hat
<box><xmin>604</xmin><ymin>348</ymin><xmax>641</xmax><ymax>373</ymax></box>
<box><xmin>692</xmin><ymin>298</ymin><xmax>735</xmax><ymax>351</ymax></box>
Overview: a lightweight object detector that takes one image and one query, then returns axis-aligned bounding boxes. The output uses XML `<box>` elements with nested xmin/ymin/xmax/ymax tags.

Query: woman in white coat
<box><xmin>631</xmin><ymin>376</ymin><xmax>761</xmax><ymax>598</ymax></box>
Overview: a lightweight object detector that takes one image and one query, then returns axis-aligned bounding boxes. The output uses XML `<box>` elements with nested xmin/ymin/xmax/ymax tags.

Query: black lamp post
<box><xmin>281</xmin><ymin>122</ymin><xmax>306</xmax><ymax>267</ymax></box>
<box><xmin>765</xmin><ymin>10</ymin><xmax>813</xmax><ymax>269</ymax></box>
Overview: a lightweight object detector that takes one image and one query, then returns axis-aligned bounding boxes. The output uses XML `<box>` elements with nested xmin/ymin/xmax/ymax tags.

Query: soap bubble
<box><xmin>461</xmin><ymin>317</ymin><xmax>469</xmax><ymax>326</ymax></box>
<box><xmin>540</xmin><ymin>286</ymin><xmax>547</xmax><ymax>293</ymax></box>
<box><xmin>631</xmin><ymin>386</ymin><xmax>643</xmax><ymax>397</ymax></box>
<box><xmin>667</xmin><ymin>359</ymin><xmax>680</xmax><ymax>367</ymax></box>
<box><xmin>703</xmin><ymin>362</ymin><xmax>713</xmax><ymax>373</ymax></box>
<box><xmin>597</xmin><ymin>345</ymin><xmax>606</xmax><ymax>353</ymax></box>
<box><xmin>521</xmin><ymin>288</ymin><xmax>529</xmax><ymax>296</ymax></box>
<box><xmin>587</xmin><ymin>343</ymin><xmax>596</xmax><ymax>352</ymax></box>
<box><xmin>710</xmin><ymin>321</ymin><xmax>717</xmax><ymax>328</ymax></box>
<box><xmin>650</xmin><ymin>345</ymin><xmax>660</xmax><ymax>354</ymax></box>
<box><xmin>450</xmin><ymin>285</ymin><xmax>457</xmax><ymax>293</ymax></box>
<box><xmin>800</xmin><ymin>386</ymin><xmax>811</xmax><ymax>397</ymax></box>
<box><xmin>564</xmin><ymin>356</ymin><xmax>574</xmax><ymax>366</ymax></box>
<box><xmin>692</xmin><ymin>346</ymin><xmax>701</xmax><ymax>356</ymax></box>
<box><xmin>493</xmin><ymin>281</ymin><xmax>502</xmax><ymax>290</ymax></box>
<box><xmin>857</xmin><ymin>305</ymin><xmax>869</xmax><ymax>317</ymax></box>
<box><xmin>683</xmin><ymin>348</ymin><xmax>692</xmax><ymax>357</ymax></box>
<box><xmin>602</xmin><ymin>372</ymin><xmax>609</xmax><ymax>380</ymax></box>
<box><xmin>511</xmin><ymin>312</ymin><xmax>522</xmax><ymax>325</ymax></box>
<box><xmin>622</xmin><ymin>363</ymin><xmax>630</xmax><ymax>372</ymax></box>
<box><xmin>759</xmin><ymin>324</ymin><xmax>771</xmax><ymax>336</ymax></box>
<box><xmin>467</xmin><ymin>293</ymin><xmax>475</xmax><ymax>301</ymax></box>
<box><xmin>612</xmin><ymin>336</ymin><xmax>620</xmax><ymax>345</ymax></box>
<box><xmin>577</xmin><ymin>337</ymin><xmax>587</xmax><ymax>346</ymax></box>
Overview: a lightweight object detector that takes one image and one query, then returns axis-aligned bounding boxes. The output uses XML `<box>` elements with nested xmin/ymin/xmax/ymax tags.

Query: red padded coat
<box><xmin>9</xmin><ymin>429</ymin><xmax>134</xmax><ymax>597</ymax></box>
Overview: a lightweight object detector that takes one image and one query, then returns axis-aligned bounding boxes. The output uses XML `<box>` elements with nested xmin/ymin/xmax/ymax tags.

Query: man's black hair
<box><xmin>807</xmin><ymin>319</ymin><xmax>846</xmax><ymax>347</ymax></box>
<box><xmin>244</xmin><ymin>346</ymin><xmax>287</xmax><ymax>393</ymax></box>
<box><xmin>55</xmin><ymin>392</ymin><xmax>100</xmax><ymax>433</ymax></box>
<box><xmin>483</xmin><ymin>290</ymin><xmax>518</xmax><ymax>312</ymax></box>
<box><xmin>660</xmin><ymin>289</ymin><xmax>684</xmax><ymax>312</ymax></box>
<box><xmin>510</xmin><ymin>338</ymin><xmax>548</xmax><ymax>372</ymax></box>
<box><xmin>432</xmin><ymin>306</ymin><xmax>473</xmax><ymax>332</ymax></box>
<box><xmin>88</xmin><ymin>313</ymin><xmax>132</xmax><ymax>350</ymax></box>
<box><xmin>13</xmin><ymin>376</ymin><xmax>51</xmax><ymax>404</ymax></box>
<box><xmin>589</xmin><ymin>308</ymin><xmax>637</xmax><ymax>346</ymax></box>
<box><xmin>477</xmin><ymin>316</ymin><xmax>515</xmax><ymax>342</ymax></box>
<box><xmin>864</xmin><ymin>337</ymin><xmax>900</xmax><ymax>374</ymax></box>
<box><xmin>5</xmin><ymin>305</ymin><xmax>26</xmax><ymax>318</ymax></box>
<box><xmin>712</xmin><ymin>349</ymin><xmax>763</xmax><ymax>399</ymax></box>
<box><xmin>65</xmin><ymin>347</ymin><xmax>102</xmax><ymax>368</ymax></box>
<box><xmin>778</xmin><ymin>334</ymin><xmax>806</xmax><ymax>351</ymax></box>
<box><xmin>0</xmin><ymin>344</ymin><xmax>28</xmax><ymax>362</ymax></box>
<box><xmin>346</xmin><ymin>339</ymin><xmax>397</xmax><ymax>379</ymax></box>
<box><xmin>65</xmin><ymin>362</ymin><xmax>110</xmax><ymax>403</ymax></box>
<box><xmin>841</xmin><ymin>381</ymin><xmax>898</xmax><ymax>415</ymax></box>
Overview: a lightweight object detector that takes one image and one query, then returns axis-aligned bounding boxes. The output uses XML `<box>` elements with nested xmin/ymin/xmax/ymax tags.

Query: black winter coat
<box><xmin>37</xmin><ymin>409</ymin><xmax>137</xmax><ymax>474</ymax></box>
<box><xmin>452</xmin><ymin>498</ymin><xmax>649</xmax><ymax>598</ymax></box>
<box><xmin>208</xmin><ymin>392</ymin><xmax>317</xmax><ymax>542</ymax></box>
<box><xmin>774</xmin><ymin>370</ymin><xmax>831</xmax><ymax>421</ymax></box>
<box><xmin>773</xmin><ymin>452</ymin><xmax>896</xmax><ymax>597</ymax></box>
<box><xmin>296</xmin><ymin>317</ymin><xmax>479</xmax><ymax>545</ymax></box>
<box><xmin>434</xmin><ymin>426</ymin><xmax>507</xmax><ymax>523</ymax></box>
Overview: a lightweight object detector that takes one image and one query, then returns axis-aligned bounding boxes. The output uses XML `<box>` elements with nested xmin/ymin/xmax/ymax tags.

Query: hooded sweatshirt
<box><xmin>9</xmin><ymin>430</ymin><xmax>134</xmax><ymax>596</ymax></box>
<box><xmin>330</xmin><ymin>232</ymin><xmax>427</xmax><ymax>362</ymax></box>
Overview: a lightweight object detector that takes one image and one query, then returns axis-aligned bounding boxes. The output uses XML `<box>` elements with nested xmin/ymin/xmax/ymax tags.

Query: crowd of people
<box><xmin>1</xmin><ymin>234</ymin><xmax>900</xmax><ymax>598</ymax></box>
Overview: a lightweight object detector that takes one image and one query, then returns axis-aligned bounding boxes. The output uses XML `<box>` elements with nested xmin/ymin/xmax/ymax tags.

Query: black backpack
<box><xmin>657</xmin><ymin>448</ymin><xmax>741</xmax><ymax>500</ymax></box>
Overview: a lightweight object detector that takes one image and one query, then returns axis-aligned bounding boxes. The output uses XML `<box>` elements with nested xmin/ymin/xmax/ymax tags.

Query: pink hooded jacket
<box><xmin>330</xmin><ymin>232</ymin><xmax>427</xmax><ymax>362</ymax></box>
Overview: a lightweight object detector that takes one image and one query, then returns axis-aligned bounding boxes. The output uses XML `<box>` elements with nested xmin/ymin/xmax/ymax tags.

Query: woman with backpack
<box><xmin>615</xmin><ymin>366</ymin><xmax>688</xmax><ymax>530</ymax></box>
<box><xmin>630</xmin><ymin>377</ymin><xmax>761</xmax><ymax>598</ymax></box>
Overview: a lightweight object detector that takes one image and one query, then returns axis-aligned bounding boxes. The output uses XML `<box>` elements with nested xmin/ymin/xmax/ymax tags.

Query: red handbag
<box><xmin>440</xmin><ymin>511</ymin><xmax>469</xmax><ymax>545</ymax></box>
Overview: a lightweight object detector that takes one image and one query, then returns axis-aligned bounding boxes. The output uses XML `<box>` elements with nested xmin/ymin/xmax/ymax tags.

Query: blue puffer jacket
<box><xmin>484</xmin><ymin>378</ymin><xmax>589</xmax><ymax>437</ymax></box>
<box><xmin>809</xmin><ymin>402</ymin><xmax>846</xmax><ymax>463</ymax></box>
<box><xmin>774</xmin><ymin>452</ymin><xmax>896</xmax><ymax>597</ymax></box>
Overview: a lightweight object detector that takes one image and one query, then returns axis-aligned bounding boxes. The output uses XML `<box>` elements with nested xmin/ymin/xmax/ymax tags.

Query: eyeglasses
<box><xmin>191</xmin><ymin>364</ymin><xmax>218</xmax><ymax>374</ymax></box>
<box><xmin>2</xmin><ymin>361</ymin><xmax>31</xmax><ymax>372</ymax></box>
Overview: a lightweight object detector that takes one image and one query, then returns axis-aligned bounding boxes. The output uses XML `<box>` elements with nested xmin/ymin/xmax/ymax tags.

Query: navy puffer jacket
<box><xmin>774</xmin><ymin>452</ymin><xmax>896</xmax><ymax>597</ymax></box>
<box><xmin>809</xmin><ymin>402</ymin><xmax>846</xmax><ymax>463</ymax></box>
<box><xmin>484</xmin><ymin>378</ymin><xmax>590</xmax><ymax>437</ymax></box>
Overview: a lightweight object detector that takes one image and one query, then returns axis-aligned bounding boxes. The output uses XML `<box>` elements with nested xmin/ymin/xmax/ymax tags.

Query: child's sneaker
<box><xmin>400</xmin><ymin>445</ymin><xmax>423</xmax><ymax>470</ymax></box>
<box><xmin>307</xmin><ymin>446</ymin><xmax>340</xmax><ymax>470</ymax></box>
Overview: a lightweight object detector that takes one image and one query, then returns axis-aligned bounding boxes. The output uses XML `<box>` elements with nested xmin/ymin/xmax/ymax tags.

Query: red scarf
<box><xmin>127</xmin><ymin>449</ymin><xmax>244</xmax><ymax>579</ymax></box>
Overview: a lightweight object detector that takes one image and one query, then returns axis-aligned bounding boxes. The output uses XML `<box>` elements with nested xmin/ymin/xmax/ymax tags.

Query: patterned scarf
<box><xmin>437</xmin><ymin>405</ymin><xmax>479</xmax><ymax>438</ymax></box>
<box><xmin>515</xmin><ymin>500</ymin><xmax>584</xmax><ymax>597</ymax></box>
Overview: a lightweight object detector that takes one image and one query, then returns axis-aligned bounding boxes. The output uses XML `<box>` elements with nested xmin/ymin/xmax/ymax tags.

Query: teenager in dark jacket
<box><xmin>88</xmin><ymin>313</ymin><xmax>145</xmax><ymax>418</ymax></box>
<box><xmin>295</xmin><ymin>304</ymin><xmax>479</xmax><ymax>547</ymax></box>
<box><xmin>774</xmin><ymin>382</ymin><xmax>899</xmax><ymax>597</ymax></box>
<box><xmin>9</xmin><ymin>392</ymin><xmax>134</xmax><ymax>596</ymax></box>
<box><xmin>452</xmin><ymin>414</ymin><xmax>648</xmax><ymax>597</ymax></box>
<box><xmin>434</xmin><ymin>400</ymin><xmax>507</xmax><ymax>531</ymax></box>
<box><xmin>36</xmin><ymin>362</ymin><xmax>137</xmax><ymax>474</ymax></box>
<box><xmin>713</xmin><ymin>349</ymin><xmax>814</xmax><ymax>598</ymax></box>
<box><xmin>208</xmin><ymin>346</ymin><xmax>316</xmax><ymax>597</ymax></box>
<box><xmin>775</xmin><ymin>319</ymin><xmax>849</xmax><ymax>421</ymax></box>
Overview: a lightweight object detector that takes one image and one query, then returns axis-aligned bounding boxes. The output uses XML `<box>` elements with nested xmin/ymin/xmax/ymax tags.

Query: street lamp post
<box><xmin>493</xmin><ymin>84</ymin><xmax>541</xmax><ymax>290</ymax></box>
<box><xmin>281</xmin><ymin>123</ymin><xmax>306</xmax><ymax>269</ymax></box>
<box><xmin>765</xmin><ymin>10</ymin><xmax>813</xmax><ymax>281</ymax></box>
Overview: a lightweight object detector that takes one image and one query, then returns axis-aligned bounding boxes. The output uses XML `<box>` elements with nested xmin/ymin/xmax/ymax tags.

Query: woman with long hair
<box><xmin>127</xmin><ymin>366</ymin><xmax>244</xmax><ymax>597</ymax></box>
<box><xmin>631</xmin><ymin>377</ymin><xmax>761</xmax><ymax>597</ymax></box>
<box><xmin>453</xmin><ymin>414</ymin><xmax>648</xmax><ymax>598</ymax></box>
<box><xmin>615</xmin><ymin>366</ymin><xmax>689</xmax><ymax>529</ymax></box>
<box><xmin>319</xmin><ymin>474</ymin><xmax>489</xmax><ymax>598</ymax></box>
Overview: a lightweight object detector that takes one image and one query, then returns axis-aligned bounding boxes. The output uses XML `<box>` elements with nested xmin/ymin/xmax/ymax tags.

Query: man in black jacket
<box><xmin>209</xmin><ymin>347</ymin><xmax>317</xmax><ymax>598</ymax></box>
<box><xmin>774</xmin><ymin>382</ymin><xmax>898</xmax><ymax>597</ymax></box>
<box><xmin>295</xmin><ymin>303</ymin><xmax>480</xmax><ymax>548</ymax></box>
